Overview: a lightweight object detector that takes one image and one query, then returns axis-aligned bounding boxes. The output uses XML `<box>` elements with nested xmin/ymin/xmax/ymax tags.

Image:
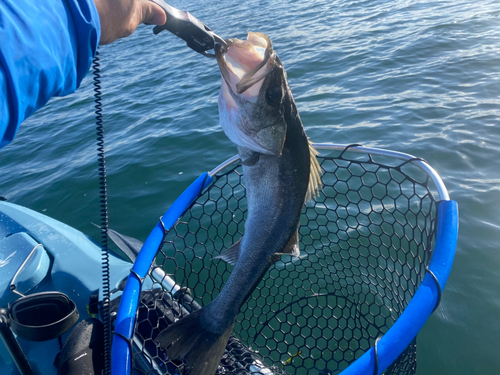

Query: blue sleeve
<box><xmin>0</xmin><ymin>0</ymin><xmax>101</xmax><ymax>149</ymax></box>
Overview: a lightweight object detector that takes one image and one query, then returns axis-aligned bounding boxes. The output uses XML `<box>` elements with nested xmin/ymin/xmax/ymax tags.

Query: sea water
<box><xmin>1</xmin><ymin>0</ymin><xmax>499</xmax><ymax>374</ymax></box>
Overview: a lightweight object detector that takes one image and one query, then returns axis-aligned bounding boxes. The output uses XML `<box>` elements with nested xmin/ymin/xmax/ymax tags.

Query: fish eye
<box><xmin>265</xmin><ymin>86</ymin><xmax>282</xmax><ymax>106</ymax></box>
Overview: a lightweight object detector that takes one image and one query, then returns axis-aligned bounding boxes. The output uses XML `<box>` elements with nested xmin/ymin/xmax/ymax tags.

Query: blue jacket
<box><xmin>0</xmin><ymin>0</ymin><xmax>100</xmax><ymax>149</ymax></box>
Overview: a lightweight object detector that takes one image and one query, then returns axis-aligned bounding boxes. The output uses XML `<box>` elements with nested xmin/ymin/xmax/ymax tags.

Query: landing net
<box><xmin>123</xmin><ymin>144</ymin><xmax>457</xmax><ymax>375</ymax></box>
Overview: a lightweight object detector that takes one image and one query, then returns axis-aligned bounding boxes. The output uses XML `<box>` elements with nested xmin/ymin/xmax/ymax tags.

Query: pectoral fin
<box><xmin>241</xmin><ymin>152</ymin><xmax>260</xmax><ymax>166</ymax></box>
<box><xmin>213</xmin><ymin>239</ymin><xmax>241</xmax><ymax>265</ymax></box>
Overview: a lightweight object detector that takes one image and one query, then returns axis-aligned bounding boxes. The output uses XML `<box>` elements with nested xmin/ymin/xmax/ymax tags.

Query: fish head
<box><xmin>216</xmin><ymin>32</ymin><xmax>288</xmax><ymax>156</ymax></box>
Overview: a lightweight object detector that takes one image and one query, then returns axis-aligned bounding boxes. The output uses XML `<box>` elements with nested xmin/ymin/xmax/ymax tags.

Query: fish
<box><xmin>156</xmin><ymin>32</ymin><xmax>321</xmax><ymax>375</ymax></box>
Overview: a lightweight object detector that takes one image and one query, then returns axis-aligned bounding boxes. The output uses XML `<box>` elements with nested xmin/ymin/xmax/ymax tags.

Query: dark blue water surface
<box><xmin>1</xmin><ymin>0</ymin><xmax>500</xmax><ymax>373</ymax></box>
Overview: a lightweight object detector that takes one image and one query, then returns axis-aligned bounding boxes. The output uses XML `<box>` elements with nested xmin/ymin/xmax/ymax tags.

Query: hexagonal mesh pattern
<box><xmin>131</xmin><ymin>148</ymin><xmax>438</xmax><ymax>375</ymax></box>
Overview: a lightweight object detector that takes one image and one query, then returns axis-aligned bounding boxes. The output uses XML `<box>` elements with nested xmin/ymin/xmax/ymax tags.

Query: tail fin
<box><xmin>156</xmin><ymin>308</ymin><xmax>234</xmax><ymax>375</ymax></box>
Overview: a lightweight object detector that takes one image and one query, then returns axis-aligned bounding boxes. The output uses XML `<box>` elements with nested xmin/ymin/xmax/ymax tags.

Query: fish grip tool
<box><xmin>150</xmin><ymin>0</ymin><xmax>226</xmax><ymax>57</ymax></box>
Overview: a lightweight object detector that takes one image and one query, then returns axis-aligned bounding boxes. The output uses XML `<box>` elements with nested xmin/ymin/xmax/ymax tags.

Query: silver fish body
<box><xmin>157</xmin><ymin>32</ymin><xmax>321</xmax><ymax>375</ymax></box>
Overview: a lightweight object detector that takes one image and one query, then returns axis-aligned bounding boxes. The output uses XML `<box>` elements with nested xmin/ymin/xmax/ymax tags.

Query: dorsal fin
<box><xmin>306</xmin><ymin>140</ymin><xmax>322</xmax><ymax>202</ymax></box>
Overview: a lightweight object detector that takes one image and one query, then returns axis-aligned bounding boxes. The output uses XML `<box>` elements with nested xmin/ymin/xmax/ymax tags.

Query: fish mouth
<box><xmin>216</xmin><ymin>32</ymin><xmax>286</xmax><ymax>156</ymax></box>
<box><xmin>216</xmin><ymin>32</ymin><xmax>275</xmax><ymax>99</ymax></box>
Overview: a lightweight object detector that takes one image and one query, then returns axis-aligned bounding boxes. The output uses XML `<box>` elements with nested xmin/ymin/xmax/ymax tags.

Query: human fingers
<box><xmin>139</xmin><ymin>0</ymin><xmax>167</xmax><ymax>26</ymax></box>
<box><xmin>95</xmin><ymin>0</ymin><xmax>167</xmax><ymax>45</ymax></box>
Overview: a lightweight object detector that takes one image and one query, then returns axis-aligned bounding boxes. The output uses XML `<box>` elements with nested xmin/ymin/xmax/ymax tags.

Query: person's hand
<box><xmin>93</xmin><ymin>0</ymin><xmax>167</xmax><ymax>45</ymax></box>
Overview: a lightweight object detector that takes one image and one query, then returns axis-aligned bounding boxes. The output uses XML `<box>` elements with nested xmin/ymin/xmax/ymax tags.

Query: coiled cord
<box><xmin>92</xmin><ymin>49</ymin><xmax>112</xmax><ymax>375</ymax></box>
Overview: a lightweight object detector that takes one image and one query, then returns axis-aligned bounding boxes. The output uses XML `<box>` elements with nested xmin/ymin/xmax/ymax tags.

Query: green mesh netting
<box><xmin>131</xmin><ymin>147</ymin><xmax>439</xmax><ymax>375</ymax></box>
